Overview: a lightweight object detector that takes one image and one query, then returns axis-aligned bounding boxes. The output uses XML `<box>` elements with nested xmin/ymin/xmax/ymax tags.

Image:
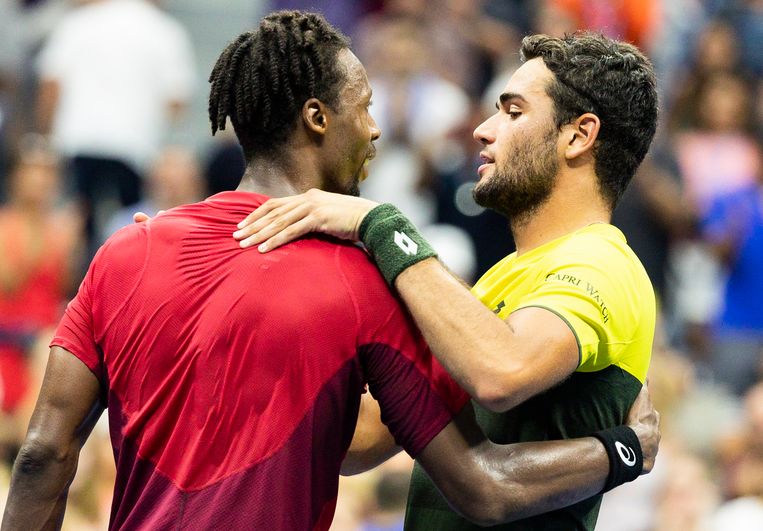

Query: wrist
<box><xmin>592</xmin><ymin>425</ymin><xmax>643</xmax><ymax>492</ymax></box>
<box><xmin>359</xmin><ymin>204</ymin><xmax>437</xmax><ymax>286</ymax></box>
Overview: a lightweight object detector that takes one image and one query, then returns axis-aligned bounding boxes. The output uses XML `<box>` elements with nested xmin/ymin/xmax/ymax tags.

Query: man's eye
<box><xmin>508</xmin><ymin>111</ymin><xmax>521</xmax><ymax>118</ymax></box>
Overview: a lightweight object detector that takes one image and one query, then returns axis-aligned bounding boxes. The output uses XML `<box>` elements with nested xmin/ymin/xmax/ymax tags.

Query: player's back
<box><xmin>64</xmin><ymin>192</ymin><xmax>372</xmax><ymax>529</ymax></box>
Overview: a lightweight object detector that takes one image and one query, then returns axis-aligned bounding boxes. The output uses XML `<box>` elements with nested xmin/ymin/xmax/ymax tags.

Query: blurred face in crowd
<box><xmin>472</xmin><ymin>58</ymin><xmax>560</xmax><ymax>222</ymax></box>
<box><xmin>149</xmin><ymin>147</ymin><xmax>203</xmax><ymax>209</ymax></box>
<box><xmin>11</xmin><ymin>149</ymin><xmax>60</xmax><ymax>209</ymax></box>
<box><xmin>320</xmin><ymin>49</ymin><xmax>380</xmax><ymax>197</ymax></box>
<box><xmin>698</xmin><ymin>74</ymin><xmax>752</xmax><ymax>133</ymax></box>
<box><xmin>695</xmin><ymin>21</ymin><xmax>740</xmax><ymax>73</ymax></box>
<box><xmin>746</xmin><ymin>383</ymin><xmax>763</xmax><ymax>441</ymax></box>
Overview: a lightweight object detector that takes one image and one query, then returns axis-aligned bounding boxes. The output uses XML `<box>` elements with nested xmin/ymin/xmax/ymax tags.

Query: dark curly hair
<box><xmin>520</xmin><ymin>33</ymin><xmax>658</xmax><ymax>208</ymax></box>
<box><xmin>208</xmin><ymin>11</ymin><xmax>350</xmax><ymax>159</ymax></box>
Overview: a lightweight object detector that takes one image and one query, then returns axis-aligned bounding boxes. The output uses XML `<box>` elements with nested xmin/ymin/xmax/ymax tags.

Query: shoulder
<box><xmin>550</xmin><ymin>225</ymin><xmax>642</xmax><ymax>272</ymax></box>
<box><xmin>302</xmin><ymin>238</ymin><xmax>389</xmax><ymax>291</ymax></box>
<box><xmin>540</xmin><ymin>225</ymin><xmax>654</xmax><ymax>306</ymax></box>
<box><xmin>89</xmin><ymin>223</ymin><xmax>149</xmax><ymax>276</ymax></box>
<box><xmin>307</xmin><ymin>238</ymin><xmax>403</xmax><ymax>311</ymax></box>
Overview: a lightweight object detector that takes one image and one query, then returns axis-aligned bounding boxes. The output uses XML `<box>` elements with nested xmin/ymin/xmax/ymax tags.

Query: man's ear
<box><xmin>303</xmin><ymin>98</ymin><xmax>329</xmax><ymax>136</ymax></box>
<box><xmin>564</xmin><ymin>113</ymin><xmax>600</xmax><ymax>161</ymax></box>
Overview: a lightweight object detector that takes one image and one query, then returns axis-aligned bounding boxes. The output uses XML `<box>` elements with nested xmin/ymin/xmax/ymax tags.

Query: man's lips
<box><xmin>478</xmin><ymin>151</ymin><xmax>495</xmax><ymax>177</ymax></box>
<box><xmin>479</xmin><ymin>151</ymin><xmax>495</xmax><ymax>164</ymax></box>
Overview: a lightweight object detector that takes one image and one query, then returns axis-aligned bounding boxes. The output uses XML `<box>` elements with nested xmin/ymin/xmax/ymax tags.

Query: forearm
<box><xmin>419</xmin><ymin>408</ymin><xmax>611</xmax><ymax>526</ymax></box>
<box><xmin>477</xmin><ymin>437</ymin><xmax>608</xmax><ymax>523</ymax></box>
<box><xmin>393</xmin><ymin>259</ymin><xmax>531</xmax><ymax>411</ymax></box>
<box><xmin>2</xmin><ymin>440</ymin><xmax>77</xmax><ymax>529</ymax></box>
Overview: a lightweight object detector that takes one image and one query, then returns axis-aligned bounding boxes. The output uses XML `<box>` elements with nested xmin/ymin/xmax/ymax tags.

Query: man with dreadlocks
<box><xmin>3</xmin><ymin>11</ymin><xmax>659</xmax><ymax>531</ymax></box>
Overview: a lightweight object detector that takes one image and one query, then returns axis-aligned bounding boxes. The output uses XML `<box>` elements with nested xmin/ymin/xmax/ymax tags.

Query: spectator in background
<box><xmin>653</xmin><ymin>452</ymin><xmax>719</xmax><ymax>531</ymax></box>
<box><xmin>727</xmin><ymin>0</ymin><xmax>763</xmax><ymax>78</ymax></box>
<box><xmin>204</xmin><ymin>129</ymin><xmax>246</xmax><ymax>196</ymax></box>
<box><xmin>667</xmin><ymin>70</ymin><xmax>759</xmax><ymax>366</ymax></box>
<box><xmin>0</xmin><ymin>135</ymin><xmax>81</xmax><ymax>458</ymax></box>
<box><xmin>611</xmin><ymin>153</ymin><xmax>695</xmax><ymax>302</ymax></box>
<box><xmin>713</xmin><ymin>381</ymin><xmax>763</xmax><ymax>528</ymax></box>
<box><xmin>35</xmin><ymin>0</ymin><xmax>195</xmax><ymax>263</ymax></box>
<box><xmin>354</xmin><ymin>0</ymin><xmax>515</xmax><ymax>102</ymax></box>
<box><xmin>268</xmin><ymin>0</ymin><xmax>380</xmax><ymax>36</ymax></box>
<box><xmin>700</xmin><ymin>146</ymin><xmax>763</xmax><ymax>394</ymax></box>
<box><xmin>668</xmin><ymin>20</ymin><xmax>747</xmax><ymax>133</ymax></box>
<box><xmin>540</xmin><ymin>0</ymin><xmax>660</xmax><ymax>48</ymax></box>
<box><xmin>102</xmin><ymin>145</ymin><xmax>203</xmax><ymax>241</ymax></box>
<box><xmin>432</xmin><ymin>103</ymin><xmax>515</xmax><ymax>278</ymax></box>
<box><xmin>352</xmin><ymin>16</ymin><xmax>478</xmax><ymax>280</ymax></box>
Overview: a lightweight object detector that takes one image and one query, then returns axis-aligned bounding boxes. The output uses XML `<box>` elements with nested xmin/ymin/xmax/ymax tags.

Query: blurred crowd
<box><xmin>1</xmin><ymin>0</ymin><xmax>763</xmax><ymax>529</ymax></box>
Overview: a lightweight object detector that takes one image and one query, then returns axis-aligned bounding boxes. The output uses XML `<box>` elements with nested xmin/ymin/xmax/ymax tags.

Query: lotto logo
<box><xmin>394</xmin><ymin>231</ymin><xmax>418</xmax><ymax>256</ymax></box>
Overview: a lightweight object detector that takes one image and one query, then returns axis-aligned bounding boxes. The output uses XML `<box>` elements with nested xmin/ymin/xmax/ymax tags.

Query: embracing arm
<box><xmin>233</xmin><ymin>190</ymin><xmax>578</xmax><ymax>412</ymax></box>
<box><xmin>2</xmin><ymin>347</ymin><xmax>104</xmax><ymax>531</ymax></box>
<box><xmin>418</xmin><ymin>385</ymin><xmax>659</xmax><ymax>526</ymax></box>
<box><xmin>392</xmin><ymin>261</ymin><xmax>578</xmax><ymax>412</ymax></box>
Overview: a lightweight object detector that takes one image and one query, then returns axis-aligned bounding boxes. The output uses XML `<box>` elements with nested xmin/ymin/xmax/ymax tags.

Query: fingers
<box><xmin>235</xmin><ymin>198</ymin><xmax>287</xmax><ymax>232</ymax></box>
<box><xmin>234</xmin><ymin>198</ymin><xmax>300</xmax><ymax>242</ymax></box>
<box><xmin>236</xmin><ymin>203</ymin><xmax>314</xmax><ymax>250</ymax></box>
<box><xmin>232</xmin><ymin>190</ymin><xmax>376</xmax><ymax>251</ymax></box>
<box><xmin>626</xmin><ymin>384</ymin><xmax>650</xmax><ymax>425</ymax></box>
<box><xmin>256</xmin><ymin>218</ymin><xmax>319</xmax><ymax>252</ymax></box>
<box><xmin>234</xmin><ymin>202</ymin><xmax>302</xmax><ymax>243</ymax></box>
<box><xmin>133</xmin><ymin>211</ymin><xmax>166</xmax><ymax>224</ymax></box>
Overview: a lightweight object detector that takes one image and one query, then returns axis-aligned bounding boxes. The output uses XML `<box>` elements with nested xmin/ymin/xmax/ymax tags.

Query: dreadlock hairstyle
<box><xmin>520</xmin><ymin>33</ymin><xmax>658</xmax><ymax>208</ymax></box>
<box><xmin>208</xmin><ymin>11</ymin><xmax>350</xmax><ymax>159</ymax></box>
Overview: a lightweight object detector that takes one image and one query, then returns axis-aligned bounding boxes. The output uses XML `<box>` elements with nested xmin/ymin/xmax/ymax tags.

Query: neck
<box><xmin>236</xmin><ymin>148</ymin><xmax>323</xmax><ymax>198</ymax></box>
<box><xmin>511</xmin><ymin>169</ymin><xmax>611</xmax><ymax>255</ymax></box>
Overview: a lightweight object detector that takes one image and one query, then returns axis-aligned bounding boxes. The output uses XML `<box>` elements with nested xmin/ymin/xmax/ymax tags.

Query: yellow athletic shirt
<box><xmin>472</xmin><ymin>223</ymin><xmax>654</xmax><ymax>382</ymax></box>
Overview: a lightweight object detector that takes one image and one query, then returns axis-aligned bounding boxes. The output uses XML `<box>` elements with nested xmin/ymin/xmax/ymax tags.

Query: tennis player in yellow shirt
<box><xmin>232</xmin><ymin>32</ymin><xmax>658</xmax><ymax>530</ymax></box>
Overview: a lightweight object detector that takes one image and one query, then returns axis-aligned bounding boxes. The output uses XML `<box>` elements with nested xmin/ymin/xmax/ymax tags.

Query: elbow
<box><xmin>15</xmin><ymin>436</ymin><xmax>72</xmax><ymax>476</ymax></box>
<box><xmin>454</xmin><ymin>481</ymin><xmax>526</xmax><ymax>526</ymax></box>
<box><xmin>470</xmin><ymin>374</ymin><xmax>524</xmax><ymax>414</ymax></box>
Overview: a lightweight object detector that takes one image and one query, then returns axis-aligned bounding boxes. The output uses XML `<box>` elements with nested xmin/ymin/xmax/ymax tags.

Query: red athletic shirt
<box><xmin>51</xmin><ymin>191</ymin><xmax>468</xmax><ymax>531</ymax></box>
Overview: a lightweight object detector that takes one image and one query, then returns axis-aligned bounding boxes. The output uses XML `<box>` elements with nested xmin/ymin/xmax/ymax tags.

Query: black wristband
<box><xmin>359</xmin><ymin>203</ymin><xmax>437</xmax><ymax>286</ymax></box>
<box><xmin>592</xmin><ymin>425</ymin><xmax>643</xmax><ymax>492</ymax></box>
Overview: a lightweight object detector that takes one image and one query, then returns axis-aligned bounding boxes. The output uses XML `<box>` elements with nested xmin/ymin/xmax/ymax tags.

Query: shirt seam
<box><xmin>99</xmin><ymin>225</ymin><xmax>152</xmax><ymax>336</ymax></box>
<box><xmin>512</xmin><ymin>304</ymin><xmax>583</xmax><ymax>368</ymax></box>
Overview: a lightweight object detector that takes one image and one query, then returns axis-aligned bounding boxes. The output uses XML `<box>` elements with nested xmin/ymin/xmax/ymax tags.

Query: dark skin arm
<box><xmin>2</xmin><ymin>347</ymin><xmax>104</xmax><ymax>531</ymax></box>
<box><xmin>340</xmin><ymin>393</ymin><xmax>401</xmax><ymax>476</ymax></box>
<box><xmin>374</xmin><ymin>385</ymin><xmax>659</xmax><ymax>525</ymax></box>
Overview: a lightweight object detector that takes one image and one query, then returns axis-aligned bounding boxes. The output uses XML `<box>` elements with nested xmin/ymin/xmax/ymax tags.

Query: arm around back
<box><xmin>415</xmin><ymin>384</ymin><xmax>660</xmax><ymax>526</ymax></box>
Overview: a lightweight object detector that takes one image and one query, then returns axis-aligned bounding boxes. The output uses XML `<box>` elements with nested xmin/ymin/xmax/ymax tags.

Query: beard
<box><xmin>473</xmin><ymin>126</ymin><xmax>559</xmax><ymax>223</ymax></box>
<box><xmin>346</xmin><ymin>179</ymin><xmax>360</xmax><ymax>197</ymax></box>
